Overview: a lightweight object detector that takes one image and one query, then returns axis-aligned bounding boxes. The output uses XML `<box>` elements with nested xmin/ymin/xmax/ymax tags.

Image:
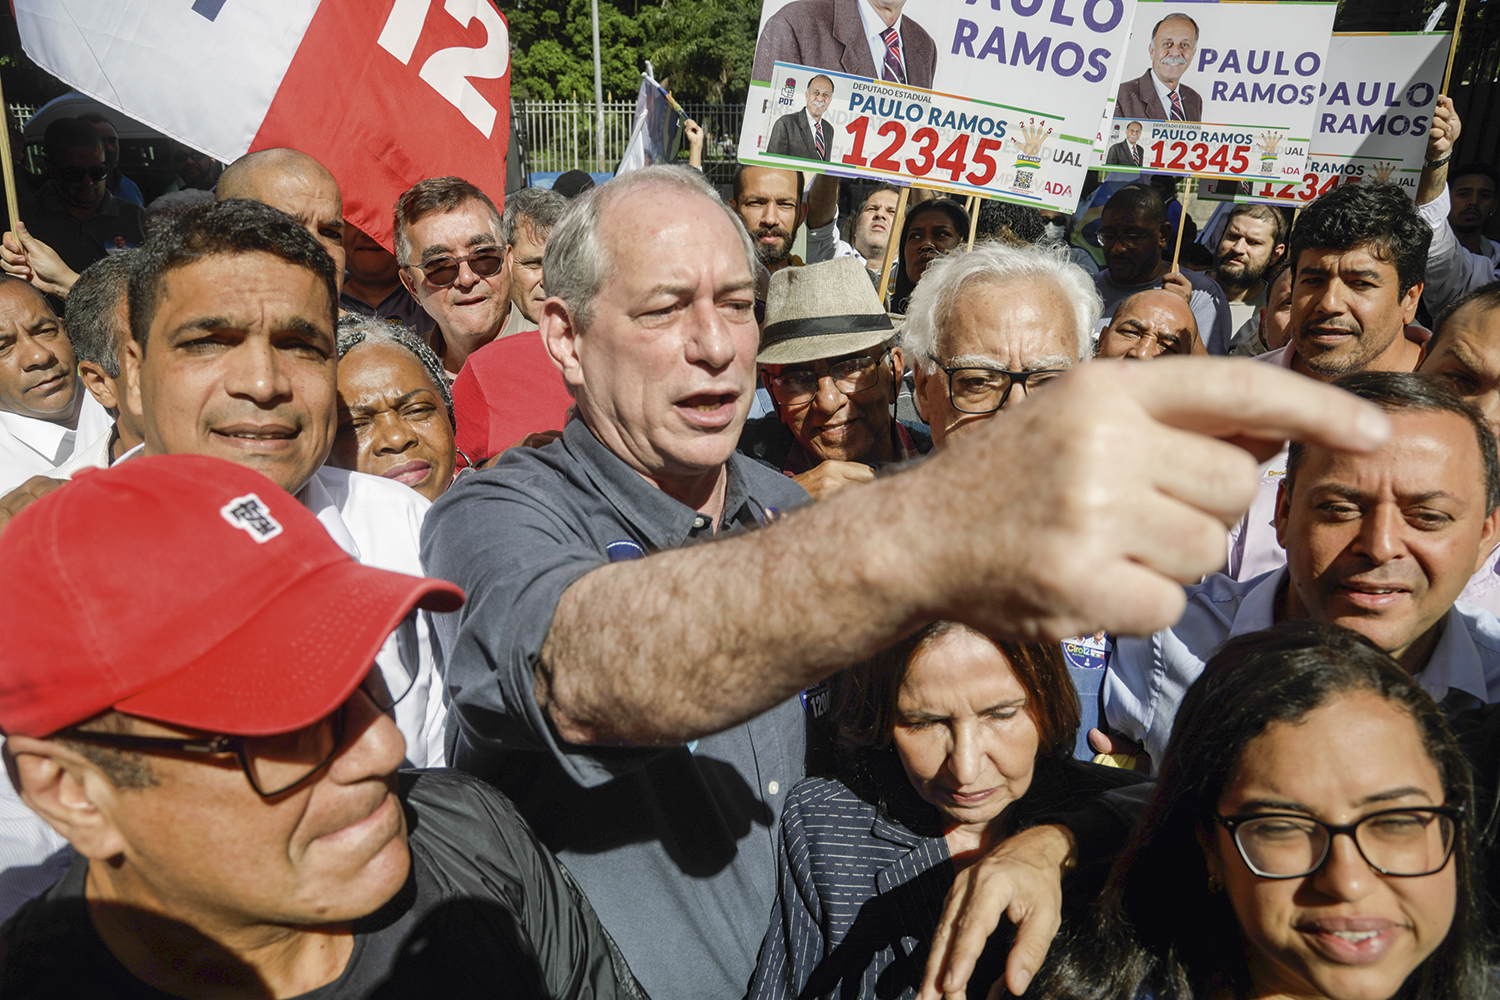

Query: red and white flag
<box><xmin>13</xmin><ymin>0</ymin><xmax>511</xmax><ymax>250</ymax></box>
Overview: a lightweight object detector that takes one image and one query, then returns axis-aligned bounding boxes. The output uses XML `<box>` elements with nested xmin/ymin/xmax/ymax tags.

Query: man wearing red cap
<box><xmin>0</xmin><ymin>454</ymin><xmax>642</xmax><ymax>998</ymax></box>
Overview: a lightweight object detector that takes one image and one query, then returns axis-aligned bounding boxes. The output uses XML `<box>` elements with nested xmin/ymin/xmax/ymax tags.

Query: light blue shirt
<box><xmin>1105</xmin><ymin>568</ymin><xmax>1500</xmax><ymax>766</ymax></box>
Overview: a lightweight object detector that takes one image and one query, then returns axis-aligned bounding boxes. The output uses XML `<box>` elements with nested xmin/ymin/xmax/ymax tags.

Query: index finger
<box><xmin>1105</xmin><ymin>357</ymin><xmax>1390</xmax><ymax>454</ymax></box>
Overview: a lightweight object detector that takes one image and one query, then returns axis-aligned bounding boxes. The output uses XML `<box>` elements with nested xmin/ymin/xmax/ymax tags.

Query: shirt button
<box><xmin>693</xmin><ymin>515</ymin><xmax>709</xmax><ymax>529</ymax></box>
<box><xmin>768</xmin><ymin>780</ymin><xmax>780</xmax><ymax>795</ymax></box>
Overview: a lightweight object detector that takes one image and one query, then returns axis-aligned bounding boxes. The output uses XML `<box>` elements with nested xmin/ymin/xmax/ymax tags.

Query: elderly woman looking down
<box><xmin>330</xmin><ymin>316</ymin><xmax>458</xmax><ymax>502</ymax></box>
<box><xmin>749</xmin><ymin>622</ymin><xmax>1144</xmax><ymax>1000</ymax></box>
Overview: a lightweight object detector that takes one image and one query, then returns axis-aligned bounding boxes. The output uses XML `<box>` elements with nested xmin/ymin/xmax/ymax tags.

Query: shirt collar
<box><xmin>858</xmin><ymin>0</ymin><xmax>902</xmax><ymax>46</ymax></box>
<box><xmin>1150</xmin><ymin>68</ymin><xmax>1180</xmax><ymax>105</ymax></box>
<box><xmin>0</xmin><ymin>408</ymin><xmax>75</xmax><ymax>464</ymax></box>
<box><xmin>1226</xmin><ymin>568</ymin><xmax>1491</xmax><ymax>705</ymax></box>
<box><xmin>296</xmin><ymin>468</ymin><xmax>361</xmax><ymax>560</ymax></box>
<box><xmin>563</xmin><ymin>419</ymin><xmax>765</xmax><ymax>552</ymax></box>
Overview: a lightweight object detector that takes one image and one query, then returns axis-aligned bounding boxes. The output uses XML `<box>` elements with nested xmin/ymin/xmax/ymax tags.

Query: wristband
<box><xmin>1425</xmin><ymin>152</ymin><xmax>1453</xmax><ymax>169</ymax></box>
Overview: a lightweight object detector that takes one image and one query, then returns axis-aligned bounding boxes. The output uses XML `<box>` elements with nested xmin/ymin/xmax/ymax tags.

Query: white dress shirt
<box><xmin>0</xmin><ymin>392</ymin><xmax>111</xmax><ymax>494</ymax></box>
<box><xmin>1150</xmin><ymin>69</ymin><xmax>1186</xmax><ymax>118</ymax></box>
<box><xmin>1105</xmin><ymin>568</ymin><xmax>1500</xmax><ymax>767</ymax></box>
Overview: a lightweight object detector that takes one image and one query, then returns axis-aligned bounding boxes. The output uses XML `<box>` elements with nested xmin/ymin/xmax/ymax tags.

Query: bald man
<box><xmin>1096</xmin><ymin>289</ymin><xmax>1204</xmax><ymax>359</ymax></box>
<box><xmin>217</xmin><ymin>148</ymin><xmax>346</xmax><ymax>294</ymax></box>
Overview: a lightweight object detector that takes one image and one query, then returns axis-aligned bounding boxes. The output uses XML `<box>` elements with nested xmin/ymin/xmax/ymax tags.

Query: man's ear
<box><xmin>796</xmin><ymin>200</ymin><xmax>809</xmax><ymax>231</ymax></box>
<box><xmin>1399</xmin><ymin>279</ymin><xmax>1424</xmax><ymax>326</ymax></box>
<box><xmin>77</xmin><ymin>361</ymin><xmax>119</xmax><ymax>414</ymax></box>
<box><xmin>1475</xmin><ymin>505</ymin><xmax>1500</xmax><ymax>574</ymax></box>
<box><xmin>539</xmin><ymin>298</ymin><xmax>584</xmax><ymax>391</ymax></box>
<box><xmin>911</xmin><ymin>365</ymin><xmax>930</xmax><ymax>423</ymax></box>
<box><xmin>120</xmin><ymin>338</ymin><xmax>147</xmax><ymax>438</ymax></box>
<box><xmin>6</xmin><ymin>737</ymin><xmax>128</xmax><ymax>861</ymax></box>
<box><xmin>886</xmin><ymin>346</ymin><xmax>904</xmax><ymax>406</ymax></box>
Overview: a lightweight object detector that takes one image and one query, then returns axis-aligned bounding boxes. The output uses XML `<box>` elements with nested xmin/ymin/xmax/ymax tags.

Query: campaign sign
<box><xmin>739</xmin><ymin>0</ymin><xmax>1140</xmax><ymax>212</ymax></box>
<box><xmin>1197</xmin><ymin>32</ymin><xmax>1449</xmax><ymax>207</ymax></box>
<box><xmin>1099</xmin><ymin>0</ymin><xmax>1337</xmax><ymax>183</ymax></box>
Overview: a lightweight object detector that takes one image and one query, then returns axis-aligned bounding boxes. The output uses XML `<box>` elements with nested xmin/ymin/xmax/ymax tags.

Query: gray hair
<box><xmin>543</xmin><ymin>165</ymin><xmax>756</xmax><ymax>332</ymax></box>
<box><xmin>501</xmin><ymin>186</ymin><xmax>568</xmax><ymax>246</ymax></box>
<box><xmin>334</xmin><ymin>315</ymin><xmax>453</xmax><ymax>425</ymax></box>
<box><xmin>65</xmin><ymin>252</ymin><xmax>136</xmax><ymax>377</ymax></box>
<box><xmin>903</xmin><ymin>241</ymin><xmax>1101</xmax><ymax>373</ymax></box>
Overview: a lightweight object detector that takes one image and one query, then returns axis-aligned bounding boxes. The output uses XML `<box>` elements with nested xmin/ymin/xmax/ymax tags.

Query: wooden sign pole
<box><xmin>876</xmin><ymin>187</ymin><xmax>910</xmax><ymax>309</ymax></box>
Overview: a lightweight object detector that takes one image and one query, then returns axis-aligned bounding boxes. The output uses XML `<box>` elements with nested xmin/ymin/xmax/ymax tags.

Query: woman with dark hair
<box><xmin>748</xmin><ymin>622</ymin><xmax>1143</xmax><ymax>1000</ymax></box>
<box><xmin>890</xmin><ymin>198</ymin><xmax>969</xmax><ymax>313</ymax></box>
<box><xmin>1037</xmin><ymin>621</ymin><xmax>1493</xmax><ymax>1000</ymax></box>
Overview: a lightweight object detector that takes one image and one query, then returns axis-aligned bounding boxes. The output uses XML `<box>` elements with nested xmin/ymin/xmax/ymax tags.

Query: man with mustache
<box><xmin>1222</xmin><ymin>183</ymin><xmax>1431</xmax><ymax>582</ymax></box>
<box><xmin>1446</xmin><ymin>163</ymin><xmax>1499</xmax><ymax>263</ymax></box>
<box><xmin>767</xmin><ymin>75</ymin><xmax>836</xmax><ymax>161</ymax></box>
<box><xmin>730</xmin><ymin>165</ymin><xmax>807</xmax><ymax>275</ymax></box>
<box><xmin>1106</xmin><ymin>372</ymin><xmax>1500</xmax><ymax>768</ymax></box>
<box><xmin>1115</xmin><ymin>14</ymin><xmax>1202</xmax><ymax>123</ymax></box>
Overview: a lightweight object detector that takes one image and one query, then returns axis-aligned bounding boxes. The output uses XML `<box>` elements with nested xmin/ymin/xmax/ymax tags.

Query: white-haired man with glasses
<box><xmin>904</xmin><ymin>240</ymin><xmax>1100</xmax><ymax>448</ymax></box>
<box><xmin>395</xmin><ymin>176</ymin><xmax>527</xmax><ymax>379</ymax></box>
<box><xmin>739</xmin><ymin>256</ymin><xmax>930</xmax><ymax>499</ymax></box>
<box><xmin>0</xmin><ymin>454</ymin><xmax>645</xmax><ymax>998</ymax></box>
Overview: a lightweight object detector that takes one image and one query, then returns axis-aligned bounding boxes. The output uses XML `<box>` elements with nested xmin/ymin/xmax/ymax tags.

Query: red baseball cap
<box><xmin>0</xmin><ymin>454</ymin><xmax>464</xmax><ymax>737</ymax></box>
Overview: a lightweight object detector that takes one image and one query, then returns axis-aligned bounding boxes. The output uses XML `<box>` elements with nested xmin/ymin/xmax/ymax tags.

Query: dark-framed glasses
<box><xmin>767</xmin><ymin>350</ymin><xmax>890</xmax><ymax>406</ymax></box>
<box><xmin>405</xmin><ymin>248</ymin><xmax>505</xmax><ymax>288</ymax></box>
<box><xmin>929</xmin><ymin>358</ymin><xmax>1068</xmax><ymax>414</ymax></box>
<box><xmin>1215</xmin><ymin>805</ymin><xmax>1462</xmax><ymax>879</ymax></box>
<box><xmin>1094</xmin><ymin>229</ymin><xmax>1156</xmax><ymax>248</ymax></box>
<box><xmin>55</xmin><ymin>164</ymin><xmax>109</xmax><ymax>184</ymax></box>
<box><xmin>56</xmin><ymin>662</ymin><xmax>417</xmax><ymax>799</ymax></box>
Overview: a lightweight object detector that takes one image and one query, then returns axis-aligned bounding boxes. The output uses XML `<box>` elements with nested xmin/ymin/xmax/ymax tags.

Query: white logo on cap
<box><xmin>219</xmin><ymin>493</ymin><xmax>284</xmax><ymax>542</ymax></box>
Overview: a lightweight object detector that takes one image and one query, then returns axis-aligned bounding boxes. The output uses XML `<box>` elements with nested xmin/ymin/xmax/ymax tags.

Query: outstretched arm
<box><xmin>536</xmin><ymin>359</ymin><xmax>1388</xmax><ymax>745</ymax></box>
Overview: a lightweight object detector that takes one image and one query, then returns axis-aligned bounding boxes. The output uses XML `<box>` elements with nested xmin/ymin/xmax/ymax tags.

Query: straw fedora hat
<box><xmin>758</xmin><ymin>256</ymin><xmax>894</xmax><ymax>365</ymax></box>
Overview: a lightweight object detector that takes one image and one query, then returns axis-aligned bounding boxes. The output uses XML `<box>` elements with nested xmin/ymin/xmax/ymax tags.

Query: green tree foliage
<box><xmin>641</xmin><ymin>0</ymin><xmax>761</xmax><ymax>104</ymax></box>
<box><xmin>504</xmin><ymin>0</ymin><xmax>760</xmax><ymax>105</ymax></box>
<box><xmin>507</xmin><ymin>0</ymin><xmax>648</xmax><ymax>101</ymax></box>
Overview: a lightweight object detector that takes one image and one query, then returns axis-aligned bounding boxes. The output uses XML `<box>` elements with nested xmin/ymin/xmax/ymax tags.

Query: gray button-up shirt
<box><xmin>422</xmin><ymin>418</ymin><xmax>811</xmax><ymax>1000</ymax></box>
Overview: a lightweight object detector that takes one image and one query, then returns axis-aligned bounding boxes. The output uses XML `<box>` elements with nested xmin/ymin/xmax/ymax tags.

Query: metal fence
<box><xmin>518</xmin><ymin>99</ymin><xmax>744</xmax><ymax>186</ymax></box>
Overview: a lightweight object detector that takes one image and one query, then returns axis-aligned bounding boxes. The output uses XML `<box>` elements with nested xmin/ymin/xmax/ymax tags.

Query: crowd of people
<box><xmin>0</xmin><ymin>88</ymin><xmax>1495</xmax><ymax>1000</ymax></box>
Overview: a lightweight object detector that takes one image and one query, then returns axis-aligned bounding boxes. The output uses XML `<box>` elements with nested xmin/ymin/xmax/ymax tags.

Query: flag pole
<box><xmin>965</xmin><ymin>195</ymin><xmax>980</xmax><ymax>249</ymax></box>
<box><xmin>877</xmin><ymin>187</ymin><xmax>909</xmax><ymax>309</ymax></box>
<box><xmin>0</xmin><ymin>80</ymin><xmax>20</xmax><ymax>239</ymax></box>
<box><xmin>1441</xmin><ymin>0</ymin><xmax>1469</xmax><ymax>93</ymax></box>
<box><xmin>591</xmin><ymin>0</ymin><xmax>605</xmax><ymax>172</ymax></box>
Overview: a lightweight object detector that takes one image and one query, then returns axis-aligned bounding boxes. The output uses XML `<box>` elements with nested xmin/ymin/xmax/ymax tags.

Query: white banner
<box><xmin>1097</xmin><ymin>0</ymin><xmax>1337</xmax><ymax>182</ymax></box>
<box><xmin>739</xmin><ymin>0</ymin><xmax>1140</xmax><ymax>212</ymax></box>
<box><xmin>1197</xmin><ymin>31</ymin><xmax>1449</xmax><ymax>206</ymax></box>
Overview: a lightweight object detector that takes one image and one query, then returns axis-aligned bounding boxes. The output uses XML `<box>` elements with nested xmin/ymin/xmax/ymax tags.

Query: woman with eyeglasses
<box><xmin>1032</xmin><ymin>621</ymin><xmax>1492</xmax><ymax>1000</ymax></box>
<box><xmin>747</xmin><ymin>622</ymin><xmax>1145</xmax><ymax>1000</ymax></box>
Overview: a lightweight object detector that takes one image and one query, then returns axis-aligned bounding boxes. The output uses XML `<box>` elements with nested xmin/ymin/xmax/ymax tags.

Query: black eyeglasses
<box><xmin>1216</xmin><ymin>805</ymin><xmax>1462</xmax><ymax>879</ymax></box>
<box><xmin>55</xmin><ymin>164</ymin><xmax>109</xmax><ymax>184</ymax></box>
<box><xmin>405</xmin><ymin>248</ymin><xmax>505</xmax><ymax>287</ymax></box>
<box><xmin>56</xmin><ymin>665</ymin><xmax>415</xmax><ymax>799</ymax></box>
<box><xmin>928</xmin><ymin>357</ymin><xmax>1068</xmax><ymax>414</ymax></box>
<box><xmin>766</xmin><ymin>350</ymin><xmax>891</xmax><ymax>406</ymax></box>
<box><xmin>1094</xmin><ymin>230</ymin><xmax>1157</xmax><ymax>248</ymax></box>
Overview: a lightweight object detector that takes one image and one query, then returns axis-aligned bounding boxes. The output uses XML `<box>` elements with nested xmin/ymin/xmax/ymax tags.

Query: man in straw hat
<box><xmin>739</xmin><ymin>256</ymin><xmax>928</xmax><ymax>499</ymax></box>
<box><xmin>0</xmin><ymin>454</ymin><xmax>643</xmax><ymax>998</ymax></box>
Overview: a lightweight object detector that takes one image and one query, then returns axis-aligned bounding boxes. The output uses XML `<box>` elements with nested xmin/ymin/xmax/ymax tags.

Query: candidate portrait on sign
<box><xmin>767</xmin><ymin>75</ymin><xmax>835</xmax><ymax>160</ymax></box>
<box><xmin>1106</xmin><ymin>121</ymin><xmax>1145</xmax><ymax>166</ymax></box>
<box><xmin>1115</xmin><ymin>13</ymin><xmax>1202</xmax><ymax>123</ymax></box>
<box><xmin>751</xmin><ymin>0</ymin><xmax>937</xmax><ymax>90</ymax></box>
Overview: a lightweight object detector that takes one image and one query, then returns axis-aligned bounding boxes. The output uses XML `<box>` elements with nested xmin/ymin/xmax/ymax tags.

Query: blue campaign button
<box><xmin>606</xmin><ymin>540</ymin><xmax>646</xmax><ymax>561</ymax></box>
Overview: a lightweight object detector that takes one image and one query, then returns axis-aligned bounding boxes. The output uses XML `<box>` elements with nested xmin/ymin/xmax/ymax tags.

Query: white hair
<box><xmin>903</xmin><ymin>240</ymin><xmax>1101</xmax><ymax>373</ymax></box>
